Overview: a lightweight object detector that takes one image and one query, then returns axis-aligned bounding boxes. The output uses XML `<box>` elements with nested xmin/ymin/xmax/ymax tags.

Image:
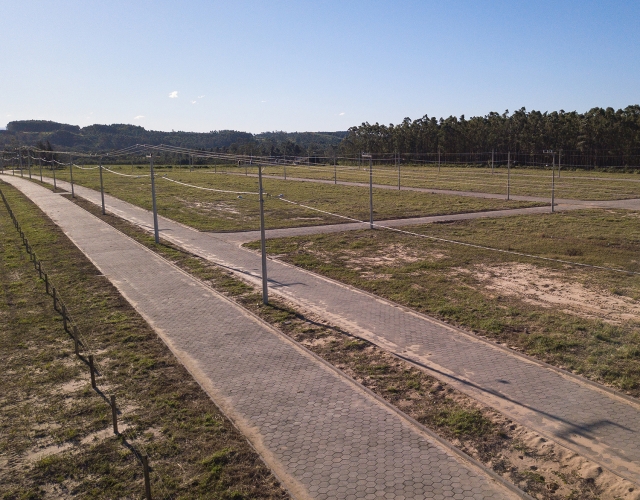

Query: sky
<box><xmin>1</xmin><ymin>0</ymin><xmax>639</xmax><ymax>133</ymax></box>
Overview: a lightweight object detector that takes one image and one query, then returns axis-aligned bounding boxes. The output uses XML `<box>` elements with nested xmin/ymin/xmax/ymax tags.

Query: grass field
<box><xmin>33</xmin><ymin>165</ymin><xmax>541</xmax><ymax>231</ymax></box>
<box><xmin>72</xmin><ymin>194</ymin><xmax>609</xmax><ymax>500</ymax></box>
<box><xmin>0</xmin><ymin>182</ymin><xmax>287</xmax><ymax>499</ymax></box>
<box><xmin>247</xmin><ymin>209</ymin><xmax>640</xmax><ymax>397</ymax></box>
<box><xmin>253</xmin><ymin>163</ymin><xmax>640</xmax><ymax>201</ymax></box>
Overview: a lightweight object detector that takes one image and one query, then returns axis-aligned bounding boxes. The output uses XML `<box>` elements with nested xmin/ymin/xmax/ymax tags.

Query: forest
<box><xmin>3</xmin><ymin>105</ymin><xmax>640</xmax><ymax>167</ymax></box>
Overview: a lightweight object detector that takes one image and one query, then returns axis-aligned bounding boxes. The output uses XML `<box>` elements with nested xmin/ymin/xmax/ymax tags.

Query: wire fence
<box><xmin>0</xmin><ymin>185</ymin><xmax>168</xmax><ymax>500</ymax></box>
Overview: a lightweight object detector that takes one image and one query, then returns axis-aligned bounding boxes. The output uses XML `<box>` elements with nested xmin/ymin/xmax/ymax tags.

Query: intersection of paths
<box><xmin>9</xmin><ymin>174</ymin><xmax>640</xmax><ymax>485</ymax></box>
<box><xmin>1</xmin><ymin>175</ymin><xmax>524</xmax><ymax>500</ymax></box>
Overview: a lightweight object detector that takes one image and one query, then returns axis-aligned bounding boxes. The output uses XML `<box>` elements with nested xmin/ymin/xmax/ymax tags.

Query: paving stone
<box><xmin>3</xmin><ymin>176</ymin><xmax>519</xmax><ymax>499</ymax></box>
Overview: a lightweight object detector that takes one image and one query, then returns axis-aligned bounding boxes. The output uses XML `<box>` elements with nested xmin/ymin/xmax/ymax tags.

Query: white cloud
<box><xmin>261</xmin><ymin>100</ymin><xmax>267</xmax><ymax>103</ymax></box>
<box><xmin>6</xmin><ymin>114</ymin><xmax>11</xmax><ymax>117</ymax></box>
<box><xmin>198</xmin><ymin>95</ymin><xmax>205</xmax><ymax>99</ymax></box>
<box><xmin>169</xmin><ymin>91</ymin><xmax>178</xmax><ymax>98</ymax></box>
<box><xmin>191</xmin><ymin>101</ymin><xmax>196</xmax><ymax>104</ymax></box>
<box><xmin>339</xmin><ymin>112</ymin><xmax>345</xmax><ymax>116</ymax></box>
<box><xmin>134</xmin><ymin>115</ymin><xmax>145</xmax><ymax>120</ymax></box>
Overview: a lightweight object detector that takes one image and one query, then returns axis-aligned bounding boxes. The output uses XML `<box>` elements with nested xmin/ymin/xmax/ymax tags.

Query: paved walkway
<box><xmin>9</xmin><ymin>174</ymin><xmax>640</xmax><ymax>486</ymax></box>
<box><xmin>2</xmin><ymin>176</ymin><xmax>521</xmax><ymax>499</ymax></box>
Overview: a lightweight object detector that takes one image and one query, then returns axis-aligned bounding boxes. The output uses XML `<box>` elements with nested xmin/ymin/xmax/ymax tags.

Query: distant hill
<box><xmin>0</xmin><ymin>120</ymin><xmax>347</xmax><ymax>156</ymax></box>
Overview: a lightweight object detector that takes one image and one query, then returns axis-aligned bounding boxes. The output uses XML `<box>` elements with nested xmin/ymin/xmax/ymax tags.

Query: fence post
<box><xmin>53</xmin><ymin>162</ymin><xmax>57</xmax><ymax>191</ymax></box>
<box><xmin>62</xmin><ymin>304</ymin><xmax>69</xmax><ymax>332</ymax></box>
<box><xmin>142</xmin><ymin>455</ymin><xmax>152</xmax><ymax>499</ymax></box>
<box><xmin>111</xmin><ymin>395</ymin><xmax>119</xmax><ymax>434</ymax></box>
<box><xmin>89</xmin><ymin>355</ymin><xmax>96</xmax><ymax>388</ymax></box>
<box><xmin>28</xmin><ymin>151</ymin><xmax>32</xmax><ymax>179</ymax></box>
<box><xmin>19</xmin><ymin>150</ymin><xmax>24</xmax><ymax>178</ymax></box>
<box><xmin>53</xmin><ymin>286</ymin><xmax>58</xmax><ymax>311</ymax></box>
<box><xmin>44</xmin><ymin>273</ymin><xmax>49</xmax><ymax>294</ymax></box>
<box><xmin>73</xmin><ymin>326</ymin><xmax>80</xmax><ymax>356</ymax></box>
<box><xmin>39</xmin><ymin>158</ymin><xmax>43</xmax><ymax>182</ymax></box>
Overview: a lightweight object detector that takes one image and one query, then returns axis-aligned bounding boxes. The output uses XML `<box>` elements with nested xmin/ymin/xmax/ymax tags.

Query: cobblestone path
<box><xmin>2</xmin><ymin>175</ymin><xmax>523</xmax><ymax>499</ymax></box>
<box><xmin>7</xmin><ymin>173</ymin><xmax>640</xmax><ymax>486</ymax></box>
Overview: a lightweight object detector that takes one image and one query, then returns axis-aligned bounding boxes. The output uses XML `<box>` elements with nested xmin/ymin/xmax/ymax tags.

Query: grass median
<box><xmin>246</xmin><ymin>208</ymin><xmax>640</xmax><ymax>397</ymax></box>
<box><xmin>37</xmin><ymin>165</ymin><xmax>541</xmax><ymax>231</ymax></box>
<box><xmin>0</xmin><ymin>181</ymin><xmax>287</xmax><ymax>499</ymax></box>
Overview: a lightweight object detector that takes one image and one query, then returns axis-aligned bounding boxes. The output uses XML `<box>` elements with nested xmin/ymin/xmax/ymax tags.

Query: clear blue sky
<box><xmin>1</xmin><ymin>0</ymin><xmax>638</xmax><ymax>133</ymax></box>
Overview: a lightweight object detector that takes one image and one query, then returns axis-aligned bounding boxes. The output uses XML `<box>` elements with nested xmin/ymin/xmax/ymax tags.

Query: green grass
<box><xmin>256</xmin><ymin>163</ymin><xmax>640</xmax><ymax>200</ymax></box>
<box><xmin>248</xmin><ymin>209</ymin><xmax>640</xmax><ymax>396</ymax></box>
<box><xmin>0</xmin><ymin>181</ymin><xmax>287</xmax><ymax>499</ymax></box>
<box><xmin>37</xmin><ymin>164</ymin><xmax>541</xmax><ymax>231</ymax></box>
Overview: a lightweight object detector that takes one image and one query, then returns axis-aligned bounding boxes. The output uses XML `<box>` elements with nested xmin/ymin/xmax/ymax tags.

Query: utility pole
<box><xmin>19</xmin><ymin>149</ymin><xmax>24</xmax><ymax>178</ymax></box>
<box><xmin>507</xmin><ymin>151</ymin><xmax>511</xmax><ymax>200</ymax></box>
<box><xmin>69</xmin><ymin>154</ymin><xmax>74</xmax><ymax>197</ymax></box>
<box><xmin>551</xmin><ymin>153</ymin><xmax>555</xmax><ymax>213</ymax></box>
<box><xmin>52</xmin><ymin>159</ymin><xmax>57</xmax><ymax>191</ymax></box>
<box><xmin>491</xmin><ymin>150</ymin><xmax>494</xmax><ymax>174</ymax></box>
<box><xmin>258</xmin><ymin>165</ymin><xmax>268</xmax><ymax>305</ymax></box>
<box><xmin>397</xmin><ymin>152</ymin><xmax>400</xmax><ymax>190</ymax></box>
<box><xmin>27</xmin><ymin>150</ymin><xmax>32</xmax><ymax>179</ymax></box>
<box><xmin>363</xmin><ymin>153</ymin><xmax>373</xmax><ymax>229</ymax></box>
<box><xmin>438</xmin><ymin>149</ymin><xmax>441</xmax><ymax>173</ymax></box>
<box><xmin>39</xmin><ymin>157</ymin><xmax>43</xmax><ymax>182</ymax></box>
<box><xmin>558</xmin><ymin>150</ymin><xmax>562</xmax><ymax>178</ymax></box>
<box><xmin>149</xmin><ymin>154</ymin><xmax>159</xmax><ymax>243</ymax></box>
<box><xmin>99</xmin><ymin>157</ymin><xmax>106</xmax><ymax>215</ymax></box>
<box><xmin>334</xmin><ymin>155</ymin><xmax>337</xmax><ymax>184</ymax></box>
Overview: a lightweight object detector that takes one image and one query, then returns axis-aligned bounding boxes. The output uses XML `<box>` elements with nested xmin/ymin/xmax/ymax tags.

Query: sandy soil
<box><xmin>469</xmin><ymin>263</ymin><xmax>640</xmax><ymax>324</ymax></box>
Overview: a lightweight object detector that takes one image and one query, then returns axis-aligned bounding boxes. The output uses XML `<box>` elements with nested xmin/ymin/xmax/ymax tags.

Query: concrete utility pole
<box><xmin>334</xmin><ymin>155</ymin><xmax>337</xmax><ymax>184</ymax></box>
<box><xmin>69</xmin><ymin>154</ymin><xmax>74</xmax><ymax>197</ymax></box>
<box><xmin>438</xmin><ymin>149</ymin><xmax>441</xmax><ymax>173</ymax></box>
<box><xmin>491</xmin><ymin>150</ymin><xmax>494</xmax><ymax>174</ymax></box>
<box><xmin>149</xmin><ymin>154</ymin><xmax>159</xmax><ymax>243</ymax></box>
<box><xmin>551</xmin><ymin>153</ymin><xmax>555</xmax><ymax>213</ymax></box>
<box><xmin>39</xmin><ymin>157</ymin><xmax>43</xmax><ymax>182</ymax></box>
<box><xmin>258</xmin><ymin>165</ymin><xmax>268</xmax><ymax>305</ymax></box>
<box><xmin>19</xmin><ymin>150</ymin><xmax>23</xmax><ymax>178</ymax></box>
<box><xmin>507</xmin><ymin>151</ymin><xmax>511</xmax><ymax>200</ymax></box>
<box><xmin>397</xmin><ymin>152</ymin><xmax>400</xmax><ymax>190</ymax></box>
<box><xmin>363</xmin><ymin>153</ymin><xmax>374</xmax><ymax>229</ymax></box>
<box><xmin>99</xmin><ymin>157</ymin><xmax>106</xmax><ymax>215</ymax></box>
<box><xmin>27</xmin><ymin>150</ymin><xmax>32</xmax><ymax>179</ymax></box>
<box><xmin>558</xmin><ymin>150</ymin><xmax>562</xmax><ymax>178</ymax></box>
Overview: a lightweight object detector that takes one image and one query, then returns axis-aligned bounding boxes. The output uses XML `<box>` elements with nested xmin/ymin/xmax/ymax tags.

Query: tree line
<box><xmin>340</xmin><ymin>106</ymin><xmax>640</xmax><ymax>167</ymax></box>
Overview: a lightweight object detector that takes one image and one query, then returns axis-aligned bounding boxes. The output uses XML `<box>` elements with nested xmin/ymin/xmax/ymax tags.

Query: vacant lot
<box><xmin>73</xmin><ymin>194</ymin><xmax>621</xmax><ymax>500</ymax></box>
<box><xmin>0</xmin><ymin>182</ymin><xmax>287</xmax><ymax>499</ymax></box>
<box><xmin>249</xmin><ymin>209</ymin><xmax>640</xmax><ymax>397</ymax></box>
<box><xmin>37</xmin><ymin>165</ymin><xmax>540</xmax><ymax>231</ymax></box>
<box><xmin>252</xmin><ymin>163</ymin><xmax>640</xmax><ymax>201</ymax></box>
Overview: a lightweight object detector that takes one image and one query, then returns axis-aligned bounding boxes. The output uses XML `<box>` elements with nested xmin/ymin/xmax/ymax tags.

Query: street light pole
<box><xmin>258</xmin><ymin>164</ymin><xmax>268</xmax><ymax>305</ymax></box>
